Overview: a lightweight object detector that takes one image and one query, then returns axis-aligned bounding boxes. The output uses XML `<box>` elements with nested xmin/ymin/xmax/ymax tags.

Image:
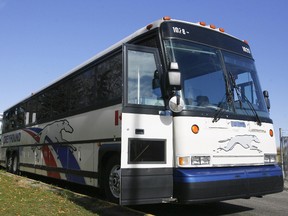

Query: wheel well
<box><xmin>102</xmin><ymin>152</ymin><xmax>119</xmax><ymax>165</ymax></box>
<box><xmin>5</xmin><ymin>149</ymin><xmax>19</xmax><ymax>172</ymax></box>
<box><xmin>6</xmin><ymin>149</ymin><xmax>13</xmax><ymax>164</ymax></box>
<box><xmin>6</xmin><ymin>149</ymin><xmax>12</xmax><ymax>158</ymax></box>
<box><xmin>6</xmin><ymin>149</ymin><xmax>18</xmax><ymax>158</ymax></box>
<box><xmin>98</xmin><ymin>150</ymin><xmax>120</xmax><ymax>189</ymax></box>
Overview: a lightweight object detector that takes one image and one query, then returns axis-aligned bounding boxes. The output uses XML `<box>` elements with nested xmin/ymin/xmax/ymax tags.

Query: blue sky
<box><xmin>0</xmin><ymin>0</ymin><xmax>287</xmax><ymax>146</ymax></box>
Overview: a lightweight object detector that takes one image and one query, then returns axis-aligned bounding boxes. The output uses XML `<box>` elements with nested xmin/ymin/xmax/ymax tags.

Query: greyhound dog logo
<box><xmin>215</xmin><ymin>135</ymin><xmax>262</xmax><ymax>153</ymax></box>
<box><xmin>23</xmin><ymin>120</ymin><xmax>85</xmax><ymax>183</ymax></box>
<box><xmin>38</xmin><ymin>119</ymin><xmax>76</xmax><ymax>151</ymax></box>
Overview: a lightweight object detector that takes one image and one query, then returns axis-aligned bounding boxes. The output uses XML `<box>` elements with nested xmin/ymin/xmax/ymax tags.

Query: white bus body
<box><xmin>0</xmin><ymin>17</ymin><xmax>283</xmax><ymax>205</ymax></box>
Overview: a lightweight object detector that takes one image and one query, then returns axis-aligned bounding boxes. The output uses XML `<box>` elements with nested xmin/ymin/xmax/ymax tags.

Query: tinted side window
<box><xmin>3</xmin><ymin>105</ymin><xmax>26</xmax><ymax>132</ymax></box>
<box><xmin>95</xmin><ymin>54</ymin><xmax>122</xmax><ymax>102</ymax></box>
<box><xmin>4</xmin><ymin>52</ymin><xmax>122</xmax><ymax>129</ymax></box>
<box><xmin>35</xmin><ymin>52</ymin><xmax>121</xmax><ymax>123</ymax></box>
<box><xmin>69</xmin><ymin>53</ymin><xmax>122</xmax><ymax>112</ymax></box>
<box><xmin>69</xmin><ymin>68</ymin><xmax>95</xmax><ymax>111</ymax></box>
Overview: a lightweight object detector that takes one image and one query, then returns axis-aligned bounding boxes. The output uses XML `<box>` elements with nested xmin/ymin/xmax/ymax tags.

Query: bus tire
<box><xmin>12</xmin><ymin>153</ymin><xmax>19</xmax><ymax>175</ymax></box>
<box><xmin>6</xmin><ymin>153</ymin><xmax>13</xmax><ymax>173</ymax></box>
<box><xmin>103</xmin><ymin>155</ymin><xmax>120</xmax><ymax>204</ymax></box>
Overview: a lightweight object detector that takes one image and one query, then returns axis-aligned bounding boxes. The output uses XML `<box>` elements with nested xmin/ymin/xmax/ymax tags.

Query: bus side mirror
<box><xmin>263</xmin><ymin>90</ymin><xmax>271</xmax><ymax>111</ymax></box>
<box><xmin>168</xmin><ymin>62</ymin><xmax>181</xmax><ymax>90</ymax></box>
<box><xmin>152</xmin><ymin>70</ymin><xmax>160</xmax><ymax>89</ymax></box>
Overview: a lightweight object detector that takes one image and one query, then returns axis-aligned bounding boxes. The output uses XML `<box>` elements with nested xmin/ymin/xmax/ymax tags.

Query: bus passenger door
<box><xmin>121</xmin><ymin>44</ymin><xmax>174</xmax><ymax>205</ymax></box>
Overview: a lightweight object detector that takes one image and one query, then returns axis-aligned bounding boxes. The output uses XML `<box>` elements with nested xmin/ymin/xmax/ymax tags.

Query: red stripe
<box><xmin>23</xmin><ymin>129</ymin><xmax>40</xmax><ymax>143</ymax></box>
<box><xmin>42</xmin><ymin>145</ymin><xmax>61</xmax><ymax>178</ymax></box>
<box><xmin>115</xmin><ymin>110</ymin><xmax>119</xmax><ymax>126</ymax></box>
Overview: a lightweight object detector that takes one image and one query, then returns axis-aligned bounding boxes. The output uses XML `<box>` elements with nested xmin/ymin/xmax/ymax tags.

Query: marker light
<box><xmin>243</xmin><ymin>40</ymin><xmax>249</xmax><ymax>44</ymax></box>
<box><xmin>199</xmin><ymin>21</ymin><xmax>206</xmax><ymax>26</ymax></box>
<box><xmin>163</xmin><ymin>16</ymin><xmax>171</xmax><ymax>21</ymax></box>
<box><xmin>219</xmin><ymin>27</ymin><xmax>225</xmax><ymax>33</ymax></box>
<box><xmin>210</xmin><ymin>24</ymin><xmax>216</xmax><ymax>29</ymax></box>
<box><xmin>191</xmin><ymin>124</ymin><xmax>199</xmax><ymax>134</ymax></box>
<box><xmin>146</xmin><ymin>24</ymin><xmax>153</xmax><ymax>30</ymax></box>
<box><xmin>269</xmin><ymin>129</ymin><xmax>274</xmax><ymax>137</ymax></box>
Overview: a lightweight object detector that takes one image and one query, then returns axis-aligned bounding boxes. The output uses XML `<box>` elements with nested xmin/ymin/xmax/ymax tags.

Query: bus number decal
<box><xmin>242</xmin><ymin>46</ymin><xmax>251</xmax><ymax>54</ymax></box>
<box><xmin>172</xmin><ymin>26</ymin><xmax>189</xmax><ymax>35</ymax></box>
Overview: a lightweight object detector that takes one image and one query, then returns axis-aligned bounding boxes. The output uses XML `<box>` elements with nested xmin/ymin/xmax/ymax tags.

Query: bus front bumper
<box><xmin>173</xmin><ymin>165</ymin><xmax>283</xmax><ymax>204</ymax></box>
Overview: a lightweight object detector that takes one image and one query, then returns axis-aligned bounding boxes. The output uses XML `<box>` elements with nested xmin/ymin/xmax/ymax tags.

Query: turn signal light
<box><xmin>179</xmin><ymin>156</ymin><xmax>190</xmax><ymax>166</ymax></box>
<box><xmin>269</xmin><ymin>129</ymin><xmax>274</xmax><ymax>137</ymax></box>
<box><xmin>191</xmin><ymin>124</ymin><xmax>199</xmax><ymax>134</ymax></box>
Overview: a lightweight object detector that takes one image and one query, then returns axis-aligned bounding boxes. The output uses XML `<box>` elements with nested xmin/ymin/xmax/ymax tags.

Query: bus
<box><xmin>0</xmin><ymin>113</ymin><xmax>2</xmax><ymax>143</ymax></box>
<box><xmin>0</xmin><ymin>17</ymin><xmax>283</xmax><ymax>205</ymax></box>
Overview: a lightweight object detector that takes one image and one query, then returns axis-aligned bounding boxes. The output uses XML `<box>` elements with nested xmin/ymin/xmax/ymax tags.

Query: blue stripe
<box><xmin>27</xmin><ymin>128</ymin><xmax>43</xmax><ymax>133</ymax></box>
<box><xmin>52</xmin><ymin>145</ymin><xmax>85</xmax><ymax>184</ymax></box>
<box><xmin>174</xmin><ymin>165</ymin><xmax>283</xmax><ymax>183</ymax></box>
<box><xmin>44</xmin><ymin>135</ymin><xmax>85</xmax><ymax>184</ymax></box>
<box><xmin>52</xmin><ymin>145</ymin><xmax>86</xmax><ymax>184</ymax></box>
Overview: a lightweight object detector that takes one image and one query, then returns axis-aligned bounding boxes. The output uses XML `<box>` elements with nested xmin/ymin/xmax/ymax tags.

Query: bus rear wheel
<box><xmin>6</xmin><ymin>152</ymin><xmax>19</xmax><ymax>174</ymax></box>
<box><xmin>12</xmin><ymin>153</ymin><xmax>19</xmax><ymax>174</ymax></box>
<box><xmin>6</xmin><ymin>153</ymin><xmax>13</xmax><ymax>173</ymax></box>
<box><xmin>103</xmin><ymin>156</ymin><xmax>120</xmax><ymax>204</ymax></box>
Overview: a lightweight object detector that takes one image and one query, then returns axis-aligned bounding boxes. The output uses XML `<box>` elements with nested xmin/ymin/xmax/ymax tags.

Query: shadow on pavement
<box><xmin>131</xmin><ymin>201</ymin><xmax>253</xmax><ymax>216</ymax></box>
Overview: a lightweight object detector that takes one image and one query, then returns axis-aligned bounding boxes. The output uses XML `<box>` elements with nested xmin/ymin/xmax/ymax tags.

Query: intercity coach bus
<box><xmin>0</xmin><ymin>113</ymin><xmax>2</xmax><ymax>143</ymax></box>
<box><xmin>0</xmin><ymin>17</ymin><xmax>283</xmax><ymax>205</ymax></box>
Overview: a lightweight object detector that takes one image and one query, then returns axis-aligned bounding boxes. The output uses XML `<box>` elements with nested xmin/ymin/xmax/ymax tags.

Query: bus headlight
<box><xmin>191</xmin><ymin>156</ymin><xmax>211</xmax><ymax>166</ymax></box>
<box><xmin>264</xmin><ymin>154</ymin><xmax>276</xmax><ymax>164</ymax></box>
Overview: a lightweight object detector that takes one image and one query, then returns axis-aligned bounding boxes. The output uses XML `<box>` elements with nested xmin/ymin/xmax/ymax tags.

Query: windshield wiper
<box><xmin>228</xmin><ymin>71</ymin><xmax>262</xmax><ymax>126</ymax></box>
<box><xmin>212</xmin><ymin>67</ymin><xmax>234</xmax><ymax>123</ymax></box>
<box><xmin>212</xmin><ymin>106</ymin><xmax>225</xmax><ymax>123</ymax></box>
<box><xmin>212</xmin><ymin>95</ymin><xmax>227</xmax><ymax>123</ymax></box>
<box><xmin>245</xmin><ymin>96</ymin><xmax>262</xmax><ymax>126</ymax></box>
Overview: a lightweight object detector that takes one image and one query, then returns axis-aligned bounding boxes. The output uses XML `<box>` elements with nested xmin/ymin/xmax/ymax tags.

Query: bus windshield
<box><xmin>164</xmin><ymin>39</ymin><xmax>269</xmax><ymax>119</ymax></box>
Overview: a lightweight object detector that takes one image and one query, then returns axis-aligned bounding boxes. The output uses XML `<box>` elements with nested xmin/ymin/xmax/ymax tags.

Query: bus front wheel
<box><xmin>103</xmin><ymin>155</ymin><xmax>120</xmax><ymax>204</ymax></box>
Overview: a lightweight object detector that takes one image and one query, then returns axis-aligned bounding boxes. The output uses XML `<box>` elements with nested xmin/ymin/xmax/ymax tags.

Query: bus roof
<box><xmin>4</xmin><ymin>17</ymin><xmax>242</xmax><ymax>111</ymax></box>
<box><xmin>49</xmin><ymin>17</ymin><xmax>238</xmax><ymax>87</ymax></box>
